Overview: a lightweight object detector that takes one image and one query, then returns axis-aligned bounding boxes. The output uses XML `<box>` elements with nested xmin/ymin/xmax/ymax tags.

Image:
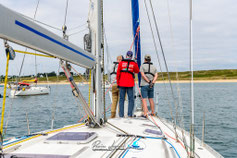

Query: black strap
<box><xmin>110</xmin><ymin>62</ymin><xmax>119</xmax><ymax>75</ymax></box>
<box><xmin>143</xmin><ymin>62</ymin><xmax>155</xmax><ymax>77</ymax></box>
<box><xmin>120</xmin><ymin>59</ymin><xmax>135</xmax><ymax>78</ymax></box>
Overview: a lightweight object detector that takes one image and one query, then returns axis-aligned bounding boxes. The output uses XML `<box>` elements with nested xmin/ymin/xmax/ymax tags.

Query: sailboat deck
<box><xmin>3</xmin><ymin>116</ymin><xmax>222</xmax><ymax>158</ymax></box>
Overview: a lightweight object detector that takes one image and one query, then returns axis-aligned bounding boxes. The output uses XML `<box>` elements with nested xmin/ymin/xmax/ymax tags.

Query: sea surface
<box><xmin>0</xmin><ymin>82</ymin><xmax>236</xmax><ymax>158</ymax></box>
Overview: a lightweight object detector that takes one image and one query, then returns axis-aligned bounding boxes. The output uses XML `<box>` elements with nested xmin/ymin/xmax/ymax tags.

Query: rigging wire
<box><xmin>51</xmin><ymin>62</ymin><xmax>61</xmax><ymax>130</ymax></box>
<box><xmin>104</xmin><ymin>28</ymin><xmax>112</xmax><ymax>68</ymax></box>
<box><xmin>147</xmin><ymin>0</ymin><xmax>179</xmax><ymax>140</ymax></box>
<box><xmin>143</xmin><ymin>0</ymin><xmax>175</xmax><ymax>121</ymax></box>
<box><xmin>33</xmin><ymin>0</ymin><xmax>40</xmax><ymax>19</ymax></box>
<box><xmin>63</xmin><ymin>0</ymin><xmax>69</xmax><ymax>27</ymax></box>
<box><xmin>3</xmin><ymin>95</ymin><xmax>14</xmax><ymax>136</ymax></box>
<box><xmin>26</xmin><ymin>0</ymin><xmax>42</xmax><ymax>135</ymax></box>
<box><xmin>33</xmin><ymin>0</ymin><xmax>41</xmax><ymax>81</ymax></box>
<box><xmin>4</xmin><ymin>0</ymin><xmax>42</xmax><ymax>139</ymax></box>
<box><xmin>189</xmin><ymin>0</ymin><xmax>195</xmax><ymax>156</ymax></box>
<box><xmin>17</xmin><ymin>48</ymin><xmax>27</xmax><ymax>80</ymax></box>
<box><xmin>143</xmin><ymin>0</ymin><xmax>190</xmax><ymax>154</ymax></box>
<box><xmin>165</xmin><ymin>0</ymin><xmax>188</xmax><ymax>152</ymax></box>
<box><xmin>88</xmin><ymin>69</ymin><xmax>92</xmax><ymax>120</ymax></box>
<box><xmin>68</xmin><ymin>28</ymin><xmax>88</xmax><ymax>37</ymax></box>
<box><xmin>22</xmin><ymin>14</ymin><xmax>62</xmax><ymax>31</ymax></box>
<box><xmin>68</xmin><ymin>23</ymin><xmax>87</xmax><ymax>31</ymax></box>
<box><xmin>101</xmin><ymin>0</ymin><xmax>106</xmax><ymax>122</ymax></box>
<box><xmin>2</xmin><ymin>0</ymin><xmax>43</xmax><ymax>139</ymax></box>
<box><xmin>33</xmin><ymin>19</ymin><xmax>62</xmax><ymax>31</ymax></box>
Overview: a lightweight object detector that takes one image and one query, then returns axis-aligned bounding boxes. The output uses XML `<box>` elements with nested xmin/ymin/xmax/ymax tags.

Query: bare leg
<box><xmin>148</xmin><ymin>98</ymin><xmax>155</xmax><ymax>115</ymax></box>
<box><xmin>142</xmin><ymin>98</ymin><xmax>148</xmax><ymax>116</ymax></box>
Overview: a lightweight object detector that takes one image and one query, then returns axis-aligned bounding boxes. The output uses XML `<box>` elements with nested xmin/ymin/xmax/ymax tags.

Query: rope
<box><xmin>62</xmin><ymin>66</ymin><xmax>90</xmax><ymax>108</ymax></box>
<box><xmin>129</xmin><ymin>26</ymin><xmax>140</xmax><ymax>52</ymax></box>
<box><xmin>135</xmin><ymin>31</ymin><xmax>140</xmax><ymax>59</ymax></box>
<box><xmin>164</xmin><ymin>139</ymin><xmax>181</xmax><ymax>158</ymax></box>
<box><xmin>3</xmin><ymin>92</ymin><xmax>15</xmax><ymax>136</ymax></box>
<box><xmin>0</xmin><ymin>53</ymin><xmax>10</xmax><ymax>134</ymax></box>
<box><xmin>14</xmin><ymin>50</ymin><xmax>55</xmax><ymax>58</ymax></box>
<box><xmin>61</xmin><ymin>64</ymin><xmax>95</xmax><ymax>120</ymax></box>
<box><xmin>71</xmin><ymin>66</ymin><xmax>87</xmax><ymax>83</ymax></box>
<box><xmin>2</xmin><ymin>48</ymin><xmax>13</xmax><ymax>137</ymax></box>
<box><xmin>134</xmin><ymin>82</ymin><xmax>188</xmax><ymax>154</ymax></box>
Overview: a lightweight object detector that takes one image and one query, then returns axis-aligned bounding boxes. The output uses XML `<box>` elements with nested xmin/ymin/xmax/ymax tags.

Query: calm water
<box><xmin>0</xmin><ymin>82</ymin><xmax>236</xmax><ymax>158</ymax></box>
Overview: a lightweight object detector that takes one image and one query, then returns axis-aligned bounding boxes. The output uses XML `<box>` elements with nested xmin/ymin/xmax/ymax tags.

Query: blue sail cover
<box><xmin>131</xmin><ymin>0</ymin><xmax>141</xmax><ymax>86</ymax></box>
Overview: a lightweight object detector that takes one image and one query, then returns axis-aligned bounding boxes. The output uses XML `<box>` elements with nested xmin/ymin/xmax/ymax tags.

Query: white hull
<box><xmin>2</xmin><ymin>116</ymin><xmax>223</xmax><ymax>158</ymax></box>
<box><xmin>10</xmin><ymin>86</ymin><xmax>50</xmax><ymax>96</ymax></box>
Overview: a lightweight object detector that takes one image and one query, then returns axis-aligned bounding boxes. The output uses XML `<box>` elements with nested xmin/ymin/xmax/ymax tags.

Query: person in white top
<box><xmin>110</xmin><ymin>55</ymin><xmax>122</xmax><ymax>118</ymax></box>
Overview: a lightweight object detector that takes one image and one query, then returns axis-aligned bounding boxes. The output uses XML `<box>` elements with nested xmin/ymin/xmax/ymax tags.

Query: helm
<box><xmin>126</xmin><ymin>51</ymin><xmax>133</xmax><ymax>58</ymax></box>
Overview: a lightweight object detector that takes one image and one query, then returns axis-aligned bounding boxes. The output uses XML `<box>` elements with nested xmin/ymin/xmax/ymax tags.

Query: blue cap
<box><xmin>126</xmin><ymin>51</ymin><xmax>133</xmax><ymax>58</ymax></box>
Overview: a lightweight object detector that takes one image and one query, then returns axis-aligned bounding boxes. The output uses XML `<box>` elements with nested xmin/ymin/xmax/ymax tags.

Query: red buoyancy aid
<box><xmin>116</xmin><ymin>59</ymin><xmax>139</xmax><ymax>87</ymax></box>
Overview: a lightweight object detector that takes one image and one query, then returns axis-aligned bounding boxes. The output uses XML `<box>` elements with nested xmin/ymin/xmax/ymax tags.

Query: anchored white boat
<box><xmin>10</xmin><ymin>86</ymin><xmax>50</xmax><ymax>96</ymax></box>
<box><xmin>0</xmin><ymin>0</ymin><xmax>224</xmax><ymax>158</ymax></box>
<box><xmin>9</xmin><ymin>80</ymin><xmax>50</xmax><ymax>96</ymax></box>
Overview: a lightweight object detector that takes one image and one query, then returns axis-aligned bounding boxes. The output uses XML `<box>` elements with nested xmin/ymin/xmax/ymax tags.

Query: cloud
<box><xmin>0</xmin><ymin>0</ymin><xmax>236</xmax><ymax>76</ymax></box>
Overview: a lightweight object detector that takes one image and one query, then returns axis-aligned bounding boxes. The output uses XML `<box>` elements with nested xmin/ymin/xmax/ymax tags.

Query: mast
<box><xmin>131</xmin><ymin>0</ymin><xmax>141</xmax><ymax>86</ymax></box>
<box><xmin>95</xmin><ymin>0</ymin><xmax>102</xmax><ymax>123</ymax></box>
<box><xmin>190</xmin><ymin>0</ymin><xmax>195</xmax><ymax>157</ymax></box>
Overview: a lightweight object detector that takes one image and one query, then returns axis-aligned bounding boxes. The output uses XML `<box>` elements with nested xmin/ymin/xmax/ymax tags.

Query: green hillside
<box><xmin>1</xmin><ymin>69</ymin><xmax>237</xmax><ymax>83</ymax></box>
<box><xmin>156</xmin><ymin>69</ymin><xmax>237</xmax><ymax>80</ymax></box>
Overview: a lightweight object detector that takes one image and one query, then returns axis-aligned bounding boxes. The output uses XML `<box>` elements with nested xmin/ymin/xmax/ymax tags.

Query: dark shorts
<box><xmin>141</xmin><ymin>85</ymin><xmax>154</xmax><ymax>98</ymax></box>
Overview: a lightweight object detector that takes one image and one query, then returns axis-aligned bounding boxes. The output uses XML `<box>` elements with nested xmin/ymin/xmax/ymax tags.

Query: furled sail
<box><xmin>0</xmin><ymin>4</ymin><xmax>96</xmax><ymax>69</ymax></box>
<box><xmin>88</xmin><ymin>0</ymin><xmax>98</xmax><ymax>35</ymax></box>
<box><xmin>131</xmin><ymin>0</ymin><xmax>141</xmax><ymax>86</ymax></box>
<box><xmin>88</xmin><ymin>0</ymin><xmax>98</xmax><ymax>57</ymax></box>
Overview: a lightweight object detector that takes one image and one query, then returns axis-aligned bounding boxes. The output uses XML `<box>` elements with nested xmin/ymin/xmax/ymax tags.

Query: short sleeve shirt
<box><xmin>140</xmin><ymin>63</ymin><xmax>157</xmax><ymax>86</ymax></box>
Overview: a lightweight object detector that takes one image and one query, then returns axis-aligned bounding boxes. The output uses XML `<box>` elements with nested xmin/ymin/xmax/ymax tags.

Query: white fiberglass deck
<box><xmin>3</xmin><ymin>116</ymin><xmax>223</xmax><ymax>158</ymax></box>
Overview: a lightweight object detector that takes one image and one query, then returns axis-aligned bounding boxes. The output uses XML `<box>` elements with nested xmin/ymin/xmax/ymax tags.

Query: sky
<box><xmin>0</xmin><ymin>0</ymin><xmax>236</xmax><ymax>76</ymax></box>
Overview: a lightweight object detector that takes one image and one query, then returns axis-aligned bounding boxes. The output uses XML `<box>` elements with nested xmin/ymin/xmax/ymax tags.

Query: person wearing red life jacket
<box><xmin>116</xmin><ymin>51</ymin><xmax>139</xmax><ymax>117</ymax></box>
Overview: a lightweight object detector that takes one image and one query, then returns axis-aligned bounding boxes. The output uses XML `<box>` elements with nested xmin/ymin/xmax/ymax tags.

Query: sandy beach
<box><xmin>31</xmin><ymin>79</ymin><xmax>237</xmax><ymax>85</ymax></box>
<box><xmin>1</xmin><ymin>79</ymin><xmax>237</xmax><ymax>86</ymax></box>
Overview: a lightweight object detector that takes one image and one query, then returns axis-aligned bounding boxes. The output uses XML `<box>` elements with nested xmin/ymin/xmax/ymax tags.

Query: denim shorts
<box><xmin>141</xmin><ymin>85</ymin><xmax>154</xmax><ymax>98</ymax></box>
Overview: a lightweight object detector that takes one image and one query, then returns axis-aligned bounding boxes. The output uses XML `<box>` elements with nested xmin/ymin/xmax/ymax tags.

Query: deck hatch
<box><xmin>45</xmin><ymin>132</ymin><xmax>97</xmax><ymax>144</ymax></box>
<box><xmin>144</xmin><ymin>129</ymin><xmax>162</xmax><ymax>136</ymax></box>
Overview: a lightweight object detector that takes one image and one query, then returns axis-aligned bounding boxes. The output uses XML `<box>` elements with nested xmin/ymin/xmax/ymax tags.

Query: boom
<box><xmin>0</xmin><ymin>4</ymin><xmax>96</xmax><ymax>69</ymax></box>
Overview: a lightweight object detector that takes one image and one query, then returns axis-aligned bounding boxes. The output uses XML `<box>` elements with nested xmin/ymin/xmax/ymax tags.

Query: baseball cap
<box><xmin>126</xmin><ymin>51</ymin><xmax>133</xmax><ymax>58</ymax></box>
<box><xmin>145</xmin><ymin>54</ymin><xmax>151</xmax><ymax>60</ymax></box>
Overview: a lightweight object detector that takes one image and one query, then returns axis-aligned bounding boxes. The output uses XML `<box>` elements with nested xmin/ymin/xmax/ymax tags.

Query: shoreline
<box><xmin>1</xmin><ymin>79</ymin><xmax>236</xmax><ymax>85</ymax></box>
